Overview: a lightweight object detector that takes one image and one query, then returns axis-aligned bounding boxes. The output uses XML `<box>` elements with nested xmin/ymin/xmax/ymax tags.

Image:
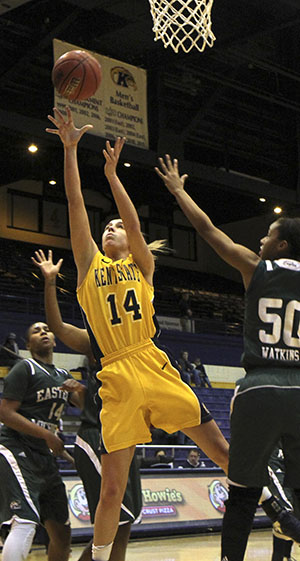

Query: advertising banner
<box><xmin>64</xmin><ymin>472</ymin><xmax>265</xmax><ymax>533</ymax></box>
<box><xmin>53</xmin><ymin>39</ymin><xmax>149</xmax><ymax>149</ymax></box>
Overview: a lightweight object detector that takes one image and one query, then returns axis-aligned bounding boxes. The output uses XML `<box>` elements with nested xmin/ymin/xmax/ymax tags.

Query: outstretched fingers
<box><xmin>154</xmin><ymin>165</ymin><xmax>164</xmax><ymax>180</ymax></box>
<box><xmin>31</xmin><ymin>249</ymin><xmax>46</xmax><ymax>266</ymax></box>
<box><xmin>31</xmin><ymin>249</ymin><xmax>63</xmax><ymax>273</ymax></box>
<box><xmin>47</xmin><ymin>107</ymin><xmax>66</xmax><ymax>127</ymax></box>
<box><xmin>109</xmin><ymin>136</ymin><xmax>126</xmax><ymax>153</ymax></box>
<box><xmin>54</xmin><ymin>106</ymin><xmax>68</xmax><ymax>123</ymax></box>
<box><xmin>80</xmin><ymin>124</ymin><xmax>93</xmax><ymax>135</ymax></box>
<box><xmin>103</xmin><ymin>136</ymin><xmax>125</xmax><ymax>162</ymax></box>
<box><xmin>46</xmin><ymin>107</ymin><xmax>73</xmax><ymax>133</ymax></box>
<box><xmin>181</xmin><ymin>173</ymin><xmax>188</xmax><ymax>183</ymax></box>
<box><xmin>65</xmin><ymin>106</ymin><xmax>73</xmax><ymax>124</ymax></box>
<box><xmin>157</xmin><ymin>156</ymin><xmax>168</xmax><ymax>175</ymax></box>
<box><xmin>155</xmin><ymin>154</ymin><xmax>188</xmax><ymax>193</ymax></box>
<box><xmin>164</xmin><ymin>154</ymin><xmax>175</xmax><ymax>170</ymax></box>
<box><xmin>114</xmin><ymin>136</ymin><xmax>126</xmax><ymax>156</ymax></box>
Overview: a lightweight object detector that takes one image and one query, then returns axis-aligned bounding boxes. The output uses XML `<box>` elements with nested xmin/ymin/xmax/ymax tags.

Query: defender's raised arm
<box><xmin>155</xmin><ymin>154</ymin><xmax>260</xmax><ymax>288</ymax></box>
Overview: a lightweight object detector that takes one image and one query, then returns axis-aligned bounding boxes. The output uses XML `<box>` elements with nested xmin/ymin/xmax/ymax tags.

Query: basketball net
<box><xmin>148</xmin><ymin>0</ymin><xmax>215</xmax><ymax>54</ymax></box>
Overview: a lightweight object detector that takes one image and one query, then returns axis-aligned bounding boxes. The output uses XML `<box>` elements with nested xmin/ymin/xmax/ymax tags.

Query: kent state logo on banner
<box><xmin>110</xmin><ymin>66</ymin><xmax>137</xmax><ymax>91</ymax></box>
<box><xmin>208</xmin><ymin>480</ymin><xmax>228</xmax><ymax>513</ymax></box>
<box><xmin>68</xmin><ymin>483</ymin><xmax>90</xmax><ymax>522</ymax></box>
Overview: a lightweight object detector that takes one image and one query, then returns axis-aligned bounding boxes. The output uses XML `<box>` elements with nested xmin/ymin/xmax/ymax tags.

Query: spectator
<box><xmin>152</xmin><ymin>450</ymin><xmax>174</xmax><ymax>468</ymax></box>
<box><xmin>0</xmin><ymin>333</ymin><xmax>21</xmax><ymax>368</ymax></box>
<box><xmin>178</xmin><ymin>292</ymin><xmax>194</xmax><ymax>332</ymax></box>
<box><xmin>179</xmin><ymin>449</ymin><xmax>203</xmax><ymax>468</ymax></box>
<box><xmin>140</xmin><ymin>450</ymin><xmax>174</xmax><ymax>469</ymax></box>
<box><xmin>191</xmin><ymin>357</ymin><xmax>212</xmax><ymax>388</ymax></box>
<box><xmin>178</xmin><ymin>350</ymin><xmax>201</xmax><ymax>388</ymax></box>
<box><xmin>151</xmin><ymin>427</ymin><xmax>178</xmax><ymax>446</ymax></box>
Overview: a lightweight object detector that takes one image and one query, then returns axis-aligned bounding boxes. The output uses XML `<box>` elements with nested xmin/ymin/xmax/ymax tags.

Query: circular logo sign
<box><xmin>68</xmin><ymin>483</ymin><xmax>90</xmax><ymax>521</ymax></box>
<box><xmin>208</xmin><ymin>479</ymin><xmax>228</xmax><ymax>513</ymax></box>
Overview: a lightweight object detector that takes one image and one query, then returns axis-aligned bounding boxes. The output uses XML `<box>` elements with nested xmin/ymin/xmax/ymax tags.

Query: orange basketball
<box><xmin>52</xmin><ymin>50</ymin><xmax>102</xmax><ymax>101</ymax></box>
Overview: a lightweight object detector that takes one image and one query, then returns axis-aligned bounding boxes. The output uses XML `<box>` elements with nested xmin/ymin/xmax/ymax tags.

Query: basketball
<box><xmin>52</xmin><ymin>50</ymin><xmax>102</xmax><ymax>101</ymax></box>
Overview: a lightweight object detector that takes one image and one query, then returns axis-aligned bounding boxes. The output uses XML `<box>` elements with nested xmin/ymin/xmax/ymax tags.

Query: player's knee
<box><xmin>227</xmin><ymin>485</ymin><xmax>261</xmax><ymax>508</ymax></box>
<box><xmin>49</xmin><ymin>522</ymin><xmax>71</xmax><ymax>550</ymax></box>
<box><xmin>60</xmin><ymin>523</ymin><xmax>71</xmax><ymax>548</ymax></box>
<box><xmin>101</xmin><ymin>478</ymin><xmax>124</xmax><ymax>505</ymax></box>
<box><xmin>2</xmin><ymin>520</ymin><xmax>36</xmax><ymax>561</ymax></box>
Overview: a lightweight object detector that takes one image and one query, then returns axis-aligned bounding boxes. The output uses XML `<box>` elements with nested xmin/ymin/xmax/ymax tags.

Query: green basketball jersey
<box><xmin>1</xmin><ymin>358</ymin><xmax>72</xmax><ymax>454</ymax></box>
<box><xmin>242</xmin><ymin>258</ymin><xmax>300</xmax><ymax>370</ymax></box>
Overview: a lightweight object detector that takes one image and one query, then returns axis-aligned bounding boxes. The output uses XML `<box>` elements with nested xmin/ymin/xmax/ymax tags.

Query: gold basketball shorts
<box><xmin>97</xmin><ymin>339</ymin><xmax>201</xmax><ymax>453</ymax></box>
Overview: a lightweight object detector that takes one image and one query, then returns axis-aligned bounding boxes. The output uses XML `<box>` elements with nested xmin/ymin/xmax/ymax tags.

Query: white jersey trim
<box><xmin>24</xmin><ymin>359</ymin><xmax>36</xmax><ymax>376</ymax></box>
<box><xmin>25</xmin><ymin>358</ymin><xmax>68</xmax><ymax>379</ymax></box>
<box><xmin>0</xmin><ymin>445</ymin><xmax>40</xmax><ymax>521</ymax></box>
<box><xmin>75</xmin><ymin>435</ymin><xmax>102</xmax><ymax>475</ymax></box>
<box><xmin>268</xmin><ymin>466</ymin><xmax>293</xmax><ymax>510</ymax></box>
<box><xmin>235</xmin><ymin>384</ymin><xmax>300</xmax><ymax>398</ymax></box>
<box><xmin>25</xmin><ymin>358</ymin><xmax>51</xmax><ymax>377</ymax></box>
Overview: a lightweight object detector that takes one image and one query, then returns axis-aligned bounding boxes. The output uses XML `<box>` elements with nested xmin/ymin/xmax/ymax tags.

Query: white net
<box><xmin>148</xmin><ymin>0</ymin><xmax>215</xmax><ymax>54</ymax></box>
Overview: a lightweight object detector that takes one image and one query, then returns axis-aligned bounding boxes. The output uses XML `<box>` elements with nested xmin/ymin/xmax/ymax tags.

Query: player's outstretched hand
<box><xmin>46</xmin><ymin>106</ymin><xmax>93</xmax><ymax>147</ymax></box>
<box><xmin>31</xmin><ymin>249</ymin><xmax>63</xmax><ymax>282</ymax></box>
<box><xmin>155</xmin><ymin>154</ymin><xmax>188</xmax><ymax>195</ymax></box>
<box><xmin>103</xmin><ymin>136</ymin><xmax>126</xmax><ymax>179</ymax></box>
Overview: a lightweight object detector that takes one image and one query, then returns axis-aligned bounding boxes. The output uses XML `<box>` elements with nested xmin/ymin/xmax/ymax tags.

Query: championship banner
<box><xmin>53</xmin><ymin>39</ymin><xmax>149</xmax><ymax>149</ymax></box>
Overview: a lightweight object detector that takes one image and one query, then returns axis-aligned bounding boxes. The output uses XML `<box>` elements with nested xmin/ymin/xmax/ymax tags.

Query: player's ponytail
<box><xmin>147</xmin><ymin>239</ymin><xmax>174</xmax><ymax>260</ymax></box>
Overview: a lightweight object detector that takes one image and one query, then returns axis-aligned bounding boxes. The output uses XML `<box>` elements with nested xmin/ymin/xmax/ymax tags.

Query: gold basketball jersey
<box><xmin>77</xmin><ymin>251</ymin><xmax>158</xmax><ymax>357</ymax></box>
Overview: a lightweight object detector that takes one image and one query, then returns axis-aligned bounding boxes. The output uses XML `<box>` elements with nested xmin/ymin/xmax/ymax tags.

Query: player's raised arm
<box><xmin>32</xmin><ymin>249</ymin><xmax>91</xmax><ymax>356</ymax></box>
<box><xmin>103</xmin><ymin>137</ymin><xmax>154</xmax><ymax>284</ymax></box>
<box><xmin>46</xmin><ymin>107</ymin><xmax>98</xmax><ymax>286</ymax></box>
<box><xmin>155</xmin><ymin>155</ymin><xmax>260</xmax><ymax>288</ymax></box>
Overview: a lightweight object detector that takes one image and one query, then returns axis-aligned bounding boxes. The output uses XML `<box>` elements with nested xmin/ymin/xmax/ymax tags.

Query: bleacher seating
<box><xmin>196</xmin><ymin>387</ymin><xmax>233</xmax><ymax>442</ymax></box>
<box><xmin>59</xmin><ymin>387</ymin><xmax>233</xmax><ymax>473</ymax></box>
<box><xmin>1</xmin><ymin>239</ymin><xmax>237</xmax><ymax>474</ymax></box>
<box><xmin>136</xmin><ymin>387</ymin><xmax>233</xmax><ymax>470</ymax></box>
<box><xmin>0</xmin><ymin>239</ymin><xmax>245</xmax><ymax>339</ymax></box>
<box><xmin>0</xmin><ymin>382</ymin><xmax>232</xmax><ymax>474</ymax></box>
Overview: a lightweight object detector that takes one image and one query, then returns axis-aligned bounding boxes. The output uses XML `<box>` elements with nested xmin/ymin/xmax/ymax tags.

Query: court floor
<box><xmin>9</xmin><ymin>530</ymin><xmax>300</xmax><ymax>560</ymax></box>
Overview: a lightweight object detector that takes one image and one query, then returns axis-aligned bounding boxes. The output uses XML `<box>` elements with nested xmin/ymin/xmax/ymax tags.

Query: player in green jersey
<box><xmin>32</xmin><ymin>248</ymin><xmax>142</xmax><ymax>561</ymax></box>
<box><xmin>156</xmin><ymin>154</ymin><xmax>300</xmax><ymax>561</ymax></box>
<box><xmin>0</xmin><ymin>320</ymin><xmax>85</xmax><ymax>561</ymax></box>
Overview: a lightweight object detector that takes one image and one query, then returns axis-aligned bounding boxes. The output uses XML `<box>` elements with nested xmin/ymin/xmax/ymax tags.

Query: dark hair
<box><xmin>25</xmin><ymin>324</ymin><xmax>35</xmax><ymax>343</ymax></box>
<box><xmin>276</xmin><ymin>217</ymin><xmax>300</xmax><ymax>260</ymax></box>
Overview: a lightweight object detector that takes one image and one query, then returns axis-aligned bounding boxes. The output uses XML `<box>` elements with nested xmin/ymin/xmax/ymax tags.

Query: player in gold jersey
<box><xmin>46</xmin><ymin>107</ymin><xmax>230</xmax><ymax>561</ymax></box>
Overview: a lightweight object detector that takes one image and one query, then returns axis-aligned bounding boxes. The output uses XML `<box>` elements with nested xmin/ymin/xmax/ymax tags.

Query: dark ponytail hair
<box><xmin>276</xmin><ymin>217</ymin><xmax>300</xmax><ymax>260</ymax></box>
